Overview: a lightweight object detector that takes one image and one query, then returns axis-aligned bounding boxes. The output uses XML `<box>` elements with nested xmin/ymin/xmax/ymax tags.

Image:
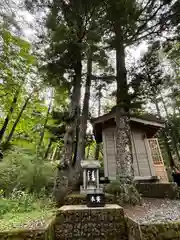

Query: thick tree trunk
<box><xmin>3</xmin><ymin>94</ymin><xmax>31</xmax><ymax>149</ymax></box>
<box><xmin>95</xmin><ymin>85</ymin><xmax>101</xmax><ymax>160</ymax></box>
<box><xmin>53</xmin><ymin>46</ymin><xmax>82</xmax><ymax>204</ymax></box>
<box><xmin>95</xmin><ymin>141</ymin><xmax>100</xmax><ymax>160</ymax></box>
<box><xmin>76</xmin><ymin>49</ymin><xmax>93</xmax><ymax>167</ymax></box>
<box><xmin>63</xmin><ymin>62</ymin><xmax>82</xmax><ymax>166</ymax></box>
<box><xmin>114</xmin><ymin>25</ymin><xmax>134</xmax><ymax>184</ymax></box>
<box><xmin>0</xmin><ymin>88</ymin><xmax>20</xmax><ymax>143</ymax></box>
<box><xmin>112</xmin><ymin>22</ymin><xmax>141</xmax><ymax>205</ymax></box>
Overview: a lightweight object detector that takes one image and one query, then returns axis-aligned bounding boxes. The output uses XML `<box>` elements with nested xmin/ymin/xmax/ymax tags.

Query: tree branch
<box><xmin>129</xmin><ymin>3</ymin><xmax>166</xmax><ymax>42</ymax></box>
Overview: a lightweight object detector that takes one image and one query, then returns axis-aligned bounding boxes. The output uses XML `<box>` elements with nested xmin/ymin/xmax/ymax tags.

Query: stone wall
<box><xmin>0</xmin><ymin>230</ymin><xmax>46</xmax><ymax>240</ymax></box>
<box><xmin>54</xmin><ymin>204</ymin><xmax>128</xmax><ymax>240</ymax></box>
<box><xmin>135</xmin><ymin>183</ymin><xmax>178</xmax><ymax>199</ymax></box>
<box><xmin>126</xmin><ymin>217</ymin><xmax>142</xmax><ymax>240</ymax></box>
<box><xmin>127</xmin><ymin>216</ymin><xmax>180</xmax><ymax>240</ymax></box>
<box><xmin>140</xmin><ymin>222</ymin><xmax>180</xmax><ymax>240</ymax></box>
<box><xmin>0</xmin><ymin>218</ymin><xmax>55</xmax><ymax>240</ymax></box>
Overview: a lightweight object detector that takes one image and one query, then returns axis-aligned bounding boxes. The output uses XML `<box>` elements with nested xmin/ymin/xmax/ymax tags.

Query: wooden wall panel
<box><xmin>103</xmin><ymin>128</ymin><xmax>116</xmax><ymax>178</ymax></box>
<box><xmin>102</xmin><ymin>127</ymin><xmax>156</xmax><ymax>179</ymax></box>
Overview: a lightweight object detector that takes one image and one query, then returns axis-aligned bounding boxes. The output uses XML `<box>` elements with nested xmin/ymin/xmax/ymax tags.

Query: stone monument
<box><xmin>80</xmin><ymin>160</ymin><xmax>105</xmax><ymax>207</ymax></box>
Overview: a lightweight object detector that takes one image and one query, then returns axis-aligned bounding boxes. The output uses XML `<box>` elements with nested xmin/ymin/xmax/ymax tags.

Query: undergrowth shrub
<box><xmin>0</xmin><ymin>149</ymin><xmax>56</xmax><ymax>196</ymax></box>
<box><xmin>0</xmin><ymin>189</ymin><xmax>54</xmax><ymax>217</ymax></box>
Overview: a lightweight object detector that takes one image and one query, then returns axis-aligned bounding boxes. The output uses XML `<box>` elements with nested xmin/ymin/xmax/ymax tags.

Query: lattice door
<box><xmin>148</xmin><ymin>138</ymin><xmax>168</xmax><ymax>182</ymax></box>
<box><xmin>148</xmin><ymin>138</ymin><xmax>164</xmax><ymax>165</ymax></box>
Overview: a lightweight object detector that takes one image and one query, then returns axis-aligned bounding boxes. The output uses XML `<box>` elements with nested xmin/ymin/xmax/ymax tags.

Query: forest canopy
<box><xmin>0</xmin><ymin>0</ymin><xmax>179</xmax><ymax>204</ymax></box>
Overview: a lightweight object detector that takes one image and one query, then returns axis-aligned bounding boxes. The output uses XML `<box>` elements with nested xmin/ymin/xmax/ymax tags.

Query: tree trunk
<box><xmin>63</xmin><ymin>61</ymin><xmax>82</xmax><ymax>166</ymax></box>
<box><xmin>0</xmin><ymin>88</ymin><xmax>20</xmax><ymax>143</ymax></box>
<box><xmin>44</xmin><ymin>138</ymin><xmax>53</xmax><ymax>159</ymax></box>
<box><xmin>76</xmin><ymin>49</ymin><xmax>93</xmax><ymax>167</ymax></box>
<box><xmin>3</xmin><ymin>94</ymin><xmax>31</xmax><ymax>149</ymax></box>
<box><xmin>87</xmin><ymin>143</ymin><xmax>91</xmax><ymax>159</ymax></box>
<box><xmin>53</xmin><ymin>46</ymin><xmax>82</xmax><ymax>204</ymax></box>
<box><xmin>112</xmin><ymin>21</ymin><xmax>141</xmax><ymax>205</ymax></box>
<box><xmin>38</xmin><ymin>96</ymin><xmax>53</xmax><ymax>151</ymax></box>
<box><xmin>51</xmin><ymin>144</ymin><xmax>58</xmax><ymax>161</ymax></box>
<box><xmin>95</xmin><ymin>84</ymin><xmax>101</xmax><ymax>160</ymax></box>
<box><xmin>114</xmin><ymin>25</ymin><xmax>134</xmax><ymax>184</ymax></box>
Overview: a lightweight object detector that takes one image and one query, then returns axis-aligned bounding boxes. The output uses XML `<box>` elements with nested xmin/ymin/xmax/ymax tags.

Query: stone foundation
<box><xmin>54</xmin><ymin>204</ymin><xmax>127</xmax><ymax>240</ymax></box>
<box><xmin>127</xmin><ymin>216</ymin><xmax>180</xmax><ymax>240</ymax></box>
<box><xmin>135</xmin><ymin>183</ymin><xmax>178</xmax><ymax>199</ymax></box>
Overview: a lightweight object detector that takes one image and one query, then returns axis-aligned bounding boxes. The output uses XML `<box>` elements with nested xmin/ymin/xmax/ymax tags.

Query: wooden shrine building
<box><xmin>92</xmin><ymin>108</ymin><xmax>169</xmax><ymax>183</ymax></box>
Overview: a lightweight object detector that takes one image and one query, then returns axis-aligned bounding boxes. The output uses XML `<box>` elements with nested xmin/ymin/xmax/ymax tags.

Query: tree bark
<box><xmin>0</xmin><ymin>88</ymin><xmax>20</xmax><ymax>143</ymax></box>
<box><xmin>76</xmin><ymin>49</ymin><xmax>93</xmax><ymax>167</ymax></box>
<box><xmin>63</xmin><ymin>57</ymin><xmax>82</xmax><ymax>167</ymax></box>
<box><xmin>51</xmin><ymin>144</ymin><xmax>58</xmax><ymax>161</ymax></box>
<box><xmin>95</xmin><ymin>84</ymin><xmax>101</xmax><ymax>160</ymax></box>
<box><xmin>38</xmin><ymin>96</ymin><xmax>53</xmax><ymax>151</ymax></box>
<box><xmin>114</xmin><ymin>24</ymin><xmax>134</xmax><ymax>184</ymax></box>
<box><xmin>53</xmin><ymin>46</ymin><xmax>82</xmax><ymax>203</ymax></box>
<box><xmin>44</xmin><ymin>138</ymin><xmax>53</xmax><ymax>159</ymax></box>
<box><xmin>3</xmin><ymin>94</ymin><xmax>31</xmax><ymax>148</ymax></box>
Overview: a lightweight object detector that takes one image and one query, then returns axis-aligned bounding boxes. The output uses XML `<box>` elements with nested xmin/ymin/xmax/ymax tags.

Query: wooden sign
<box><xmin>86</xmin><ymin>193</ymin><xmax>105</xmax><ymax>207</ymax></box>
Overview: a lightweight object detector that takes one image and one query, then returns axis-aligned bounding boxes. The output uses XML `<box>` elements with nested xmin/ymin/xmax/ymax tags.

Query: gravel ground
<box><xmin>124</xmin><ymin>198</ymin><xmax>180</xmax><ymax>224</ymax></box>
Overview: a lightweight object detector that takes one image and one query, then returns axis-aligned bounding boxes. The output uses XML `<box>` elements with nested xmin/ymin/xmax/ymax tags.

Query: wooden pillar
<box><xmin>83</xmin><ymin>169</ymin><xmax>86</xmax><ymax>189</ymax></box>
<box><xmin>102</xmin><ymin>130</ymin><xmax>108</xmax><ymax>178</ymax></box>
<box><xmin>96</xmin><ymin>169</ymin><xmax>99</xmax><ymax>188</ymax></box>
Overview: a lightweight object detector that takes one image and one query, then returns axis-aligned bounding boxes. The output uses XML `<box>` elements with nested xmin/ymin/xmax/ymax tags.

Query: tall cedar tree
<box><xmin>45</xmin><ymin>0</ymin><xmax>106</xmax><ymax>202</ymax></box>
<box><xmin>103</xmin><ymin>0</ymin><xmax>179</xmax><ymax>203</ymax></box>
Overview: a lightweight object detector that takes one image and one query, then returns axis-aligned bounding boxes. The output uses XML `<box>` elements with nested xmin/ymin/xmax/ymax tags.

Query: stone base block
<box><xmin>54</xmin><ymin>204</ymin><xmax>127</xmax><ymax>240</ymax></box>
<box><xmin>127</xmin><ymin>217</ymin><xmax>180</xmax><ymax>240</ymax></box>
<box><xmin>135</xmin><ymin>183</ymin><xmax>178</xmax><ymax>199</ymax></box>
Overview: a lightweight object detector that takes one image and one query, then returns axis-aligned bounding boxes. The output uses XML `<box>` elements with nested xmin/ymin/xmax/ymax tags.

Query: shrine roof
<box><xmin>92</xmin><ymin>106</ymin><xmax>165</xmax><ymax>143</ymax></box>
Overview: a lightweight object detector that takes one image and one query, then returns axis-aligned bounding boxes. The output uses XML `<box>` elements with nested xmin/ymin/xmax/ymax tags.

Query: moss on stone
<box><xmin>136</xmin><ymin>183</ymin><xmax>179</xmax><ymax>199</ymax></box>
<box><xmin>105</xmin><ymin>180</ymin><xmax>142</xmax><ymax>206</ymax></box>
<box><xmin>127</xmin><ymin>219</ymin><xmax>180</xmax><ymax>240</ymax></box>
<box><xmin>0</xmin><ymin>212</ymin><xmax>56</xmax><ymax>240</ymax></box>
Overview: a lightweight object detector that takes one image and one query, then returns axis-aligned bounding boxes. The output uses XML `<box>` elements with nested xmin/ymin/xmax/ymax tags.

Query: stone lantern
<box><xmin>80</xmin><ymin>160</ymin><xmax>105</xmax><ymax>207</ymax></box>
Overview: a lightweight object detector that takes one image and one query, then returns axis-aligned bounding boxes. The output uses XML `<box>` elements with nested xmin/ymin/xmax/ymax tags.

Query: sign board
<box><xmin>86</xmin><ymin>193</ymin><xmax>105</xmax><ymax>207</ymax></box>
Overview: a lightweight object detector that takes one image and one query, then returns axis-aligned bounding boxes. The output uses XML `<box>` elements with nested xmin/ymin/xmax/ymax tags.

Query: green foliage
<box><xmin>0</xmin><ymin>189</ymin><xmax>54</xmax><ymax>217</ymax></box>
<box><xmin>0</xmin><ymin>188</ymin><xmax>55</xmax><ymax>231</ymax></box>
<box><xmin>0</xmin><ymin>209</ymin><xmax>55</xmax><ymax>232</ymax></box>
<box><xmin>0</xmin><ymin>149</ymin><xmax>56</xmax><ymax>196</ymax></box>
<box><xmin>0</xmin><ymin>191</ymin><xmax>35</xmax><ymax>217</ymax></box>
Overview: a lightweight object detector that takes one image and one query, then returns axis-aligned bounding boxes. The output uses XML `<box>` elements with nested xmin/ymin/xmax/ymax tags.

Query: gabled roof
<box><xmin>92</xmin><ymin>107</ymin><xmax>165</xmax><ymax>143</ymax></box>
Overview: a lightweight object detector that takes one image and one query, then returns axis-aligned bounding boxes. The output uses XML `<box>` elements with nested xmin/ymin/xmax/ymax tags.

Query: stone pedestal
<box><xmin>54</xmin><ymin>204</ymin><xmax>127</xmax><ymax>240</ymax></box>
